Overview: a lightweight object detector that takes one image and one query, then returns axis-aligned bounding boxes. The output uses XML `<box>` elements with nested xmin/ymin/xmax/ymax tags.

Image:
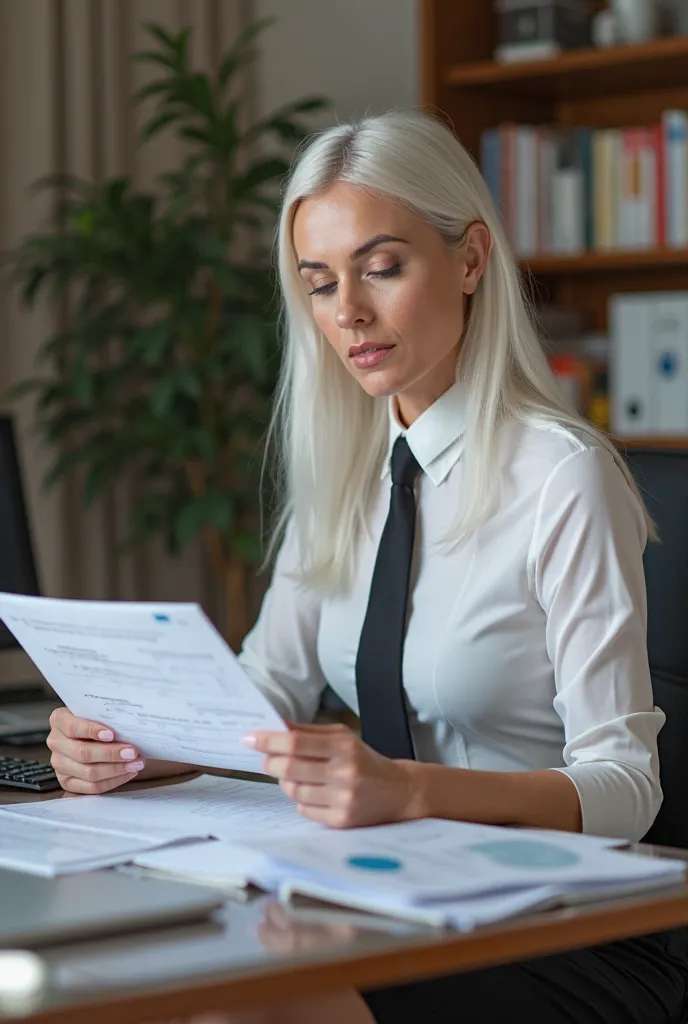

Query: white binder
<box><xmin>649</xmin><ymin>294</ymin><xmax>688</xmax><ymax>434</ymax></box>
<box><xmin>610</xmin><ymin>294</ymin><xmax>653</xmax><ymax>436</ymax></box>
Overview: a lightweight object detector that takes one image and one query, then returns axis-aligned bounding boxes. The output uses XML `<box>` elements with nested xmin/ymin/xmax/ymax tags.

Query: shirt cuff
<box><xmin>550</xmin><ymin>762</ymin><xmax>661</xmax><ymax>842</ymax></box>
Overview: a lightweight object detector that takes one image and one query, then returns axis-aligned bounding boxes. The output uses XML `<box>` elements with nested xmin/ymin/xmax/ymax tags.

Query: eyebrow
<box><xmin>296</xmin><ymin>234</ymin><xmax>409</xmax><ymax>271</ymax></box>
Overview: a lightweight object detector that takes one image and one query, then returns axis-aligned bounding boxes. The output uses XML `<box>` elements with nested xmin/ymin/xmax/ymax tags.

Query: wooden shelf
<box><xmin>519</xmin><ymin>249</ymin><xmax>688</xmax><ymax>276</ymax></box>
<box><xmin>616</xmin><ymin>437</ymin><xmax>688</xmax><ymax>449</ymax></box>
<box><xmin>445</xmin><ymin>35</ymin><xmax>688</xmax><ymax>100</ymax></box>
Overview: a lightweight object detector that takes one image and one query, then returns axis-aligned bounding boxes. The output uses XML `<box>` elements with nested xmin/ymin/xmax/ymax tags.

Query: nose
<box><xmin>335</xmin><ymin>282</ymin><xmax>374</xmax><ymax>330</ymax></box>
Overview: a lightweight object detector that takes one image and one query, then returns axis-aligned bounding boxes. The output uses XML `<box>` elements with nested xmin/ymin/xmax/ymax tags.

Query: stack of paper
<box><xmin>0</xmin><ymin>776</ymin><xmax>323</xmax><ymax>881</ymax></box>
<box><xmin>0</xmin><ymin>812</ymin><xmax>205</xmax><ymax>877</ymax></box>
<box><xmin>234</xmin><ymin>818</ymin><xmax>687</xmax><ymax>929</ymax></box>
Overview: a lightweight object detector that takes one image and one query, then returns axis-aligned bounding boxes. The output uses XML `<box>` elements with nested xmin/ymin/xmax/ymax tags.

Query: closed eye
<box><xmin>308</xmin><ymin>264</ymin><xmax>402</xmax><ymax>297</ymax></box>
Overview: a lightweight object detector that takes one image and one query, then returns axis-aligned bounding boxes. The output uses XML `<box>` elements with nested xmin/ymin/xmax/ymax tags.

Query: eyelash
<box><xmin>308</xmin><ymin>264</ymin><xmax>402</xmax><ymax>297</ymax></box>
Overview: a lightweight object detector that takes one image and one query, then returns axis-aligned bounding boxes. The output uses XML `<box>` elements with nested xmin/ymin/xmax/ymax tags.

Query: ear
<box><xmin>461</xmin><ymin>222</ymin><xmax>491</xmax><ymax>296</ymax></box>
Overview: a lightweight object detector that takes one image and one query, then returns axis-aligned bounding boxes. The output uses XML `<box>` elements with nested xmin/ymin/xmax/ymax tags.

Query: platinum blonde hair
<box><xmin>267</xmin><ymin>109</ymin><xmax>653</xmax><ymax>590</ymax></box>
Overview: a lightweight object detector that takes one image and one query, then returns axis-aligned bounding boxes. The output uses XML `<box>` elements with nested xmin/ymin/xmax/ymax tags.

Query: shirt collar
<box><xmin>381</xmin><ymin>379</ymin><xmax>466</xmax><ymax>487</ymax></box>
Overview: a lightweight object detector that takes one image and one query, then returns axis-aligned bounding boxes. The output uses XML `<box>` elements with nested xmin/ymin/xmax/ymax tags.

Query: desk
<box><xmin>1</xmin><ymin>750</ymin><xmax>688</xmax><ymax>1023</ymax></box>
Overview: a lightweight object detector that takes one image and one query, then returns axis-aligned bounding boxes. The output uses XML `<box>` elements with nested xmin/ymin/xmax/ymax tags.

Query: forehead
<box><xmin>292</xmin><ymin>181</ymin><xmax>421</xmax><ymax>259</ymax></box>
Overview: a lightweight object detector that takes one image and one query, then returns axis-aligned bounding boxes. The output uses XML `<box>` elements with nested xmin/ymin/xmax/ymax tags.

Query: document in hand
<box><xmin>237</xmin><ymin>819</ymin><xmax>688</xmax><ymax>929</ymax></box>
<box><xmin>0</xmin><ymin>593</ymin><xmax>286</xmax><ymax>772</ymax></box>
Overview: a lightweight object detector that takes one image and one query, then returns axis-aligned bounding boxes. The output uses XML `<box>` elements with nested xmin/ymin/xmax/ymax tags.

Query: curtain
<box><xmin>0</xmin><ymin>0</ymin><xmax>254</xmax><ymax>684</ymax></box>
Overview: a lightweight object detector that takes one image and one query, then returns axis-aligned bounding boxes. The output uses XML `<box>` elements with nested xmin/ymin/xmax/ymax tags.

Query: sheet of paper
<box><xmin>133</xmin><ymin>839</ymin><xmax>281</xmax><ymax>891</ymax></box>
<box><xmin>0</xmin><ymin>593</ymin><xmax>286</xmax><ymax>771</ymax></box>
<box><xmin>1</xmin><ymin>775</ymin><xmax>324</xmax><ymax>844</ymax></box>
<box><xmin>245</xmin><ymin>818</ymin><xmax>687</xmax><ymax>905</ymax></box>
<box><xmin>0</xmin><ymin>814</ymin><xmax>189</xmax><ymax>877</ymax></box>
<box><xmin>279</xmin><ymin>877</ymin><xmax>563</xmax><ymax>929</ymax></box>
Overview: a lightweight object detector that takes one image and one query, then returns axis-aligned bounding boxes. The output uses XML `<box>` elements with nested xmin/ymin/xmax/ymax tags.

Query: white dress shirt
<box><xmin>239</xmin><ymin>382</ymin><xmax>664</xmax><ymax>842</ymax></box>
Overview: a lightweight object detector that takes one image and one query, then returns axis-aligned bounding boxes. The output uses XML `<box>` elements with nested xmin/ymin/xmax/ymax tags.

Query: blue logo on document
<box><xmin>346</xmin><ymin>855</ymin><xmax>403</xmax><ymax>873</ymax></box>
<box><xmin>153</xmin><ymin>614</ymin><xmax>170</xmax><ymax>622</ymax></box>
<box><xmin>468</xmin><ymin>840</ymin><xmax>580</xmax><ymax>869</ymax></box>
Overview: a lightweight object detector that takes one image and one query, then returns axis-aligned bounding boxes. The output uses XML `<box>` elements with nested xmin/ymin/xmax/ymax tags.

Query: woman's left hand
<box><xmin>244</xmin><ymin>723</ymin><xmax>418</xmax><ymax>828</ymax></box>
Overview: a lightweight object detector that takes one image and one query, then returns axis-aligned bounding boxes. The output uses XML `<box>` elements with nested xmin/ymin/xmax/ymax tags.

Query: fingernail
<box><xmin>125</xmin><ymin>761</ymin><xmax>145</xmax><ymax>773</ymax></box>
<box><xmin>98</xmin><ymin>729</ymin><xmax>114</xmax><ymax>741</ymax></box>
<box><xmin>120</xmin><ymin>747</ymin><xmax>137</xmax><ymax>760</ymax></box>
<box><xmin>242</xmin><ymin>734</ymin><xmax>257</xmax><ymax>748</ymax></box>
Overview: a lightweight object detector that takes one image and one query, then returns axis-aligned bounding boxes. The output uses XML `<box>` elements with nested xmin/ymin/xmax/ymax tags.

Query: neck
<box><xmin>395</xmin><ymin>355</ymin><xmax>458</xmax><ymax>427</ymax></box>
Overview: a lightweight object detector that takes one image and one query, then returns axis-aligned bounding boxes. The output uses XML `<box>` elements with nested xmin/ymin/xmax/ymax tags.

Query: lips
<box><xmin>348</xmin><ymin>342</ymin><xmax>394</xmax><ymax>357</ymax></box>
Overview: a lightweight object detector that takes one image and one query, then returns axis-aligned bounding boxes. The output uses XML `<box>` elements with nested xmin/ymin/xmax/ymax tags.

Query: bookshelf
<box><xmin>421</xmin><ymin>0</ymin><xmax>688</xmax><ymax>447</ymax></box>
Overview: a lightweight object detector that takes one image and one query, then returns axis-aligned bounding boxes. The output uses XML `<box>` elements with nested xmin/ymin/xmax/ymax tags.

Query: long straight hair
<box><xmin>266</xmin><ymin>110</ymin><xmax>653</xmax><ymax>590</ymax></box>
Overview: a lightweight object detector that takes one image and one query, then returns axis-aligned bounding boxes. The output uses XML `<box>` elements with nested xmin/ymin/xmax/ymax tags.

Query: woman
<box><xmin>46</xmin><ymin>111</ymin><xmax>687</xmax><ymax>1023</ymax></box>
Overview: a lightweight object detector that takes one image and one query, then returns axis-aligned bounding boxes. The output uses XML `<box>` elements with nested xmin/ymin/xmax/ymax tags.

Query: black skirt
<box><xmin>361</xmin><ymin>929</ymin><xmax>688</xmax><ymax>1024</ymax></box>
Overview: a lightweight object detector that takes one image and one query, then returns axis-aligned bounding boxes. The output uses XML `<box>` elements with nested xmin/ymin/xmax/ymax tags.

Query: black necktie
<box><xmin>355</xmin><ymin>436</ymin><xmax>420</xmax><ymax>760</ymax></box>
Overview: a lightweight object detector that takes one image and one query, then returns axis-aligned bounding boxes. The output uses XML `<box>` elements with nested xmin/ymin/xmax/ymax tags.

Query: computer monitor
<box><xmin>0</xmin><ymin>416</ymin><xmax>41</xmax><ymax>650</ymax></box>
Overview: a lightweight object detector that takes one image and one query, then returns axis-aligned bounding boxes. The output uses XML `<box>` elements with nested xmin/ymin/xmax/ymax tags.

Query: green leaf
<box><xmin>140</xmin><ymin>111</ymin><xmax>178</xmax><ymax>142</ymax></box>
<box><xmin>128</xmin><ymin>321</ymin><xmax>174</xmax><ymax>367</ymax></box>
<box><xmin>133</xmin><ymin>80</ymin><xmax>171</xmax><ymax>104</ymax></box>
<box><xmin>174</xmin><ymin>492</ymin><xmax>234</xmax><ymax>547</ymax></box>
<box><xmin>234</xmin><ymin>158</ymin><xmax>290</xmax><ymax>196</ymax></box>
<box><xmin>149</xmin><ymin>376</ymin><xmax>176</xmax><ymax>418</ymax></box>
<box><xmin>185</xmin><ymin>73</ymin><xmax>216</xmax><ymax>120</ymax></box>
<box><xmin>83</xmin><ymin>461</ymin><xmax>106</xmax><ymax>504</ymax></box>
<box><xmin>4</xmin><ymin>378</ymin><xmax>44</xmax><ymax>401</ymax></box>
<box><xmin>105</xmin><ymin>178</ymin><xmax>128</xmax><ymax>209</ymax></box>
<box><xmin>234</xmin><ymin>531</ymin><xmax>262</xmax><ymax>563</ymax></box>
<box><xmin>143</xmin><ymin>22</ymin><xmax>177</xmax><ymax>49</ymax></box>
<box><xmin>283</xmin><ymin>96</ymin><xmax>329</xmax><ymax>115</ymax></box>
<box><xmin>218</xmin><ymin>17</ymin><xmax>273</xmax><ymax>89</ymax></box>
<box><xmin>132</xmin><ymin>51</ymin><xmax>178</xmax><ymax>71</ymax></box>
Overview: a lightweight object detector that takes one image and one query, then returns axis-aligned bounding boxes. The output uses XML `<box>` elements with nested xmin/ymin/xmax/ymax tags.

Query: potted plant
<box><xmin>8</xmin><ymin>20</ymin><xmax>328</xmax><ymax>650</ymax></box>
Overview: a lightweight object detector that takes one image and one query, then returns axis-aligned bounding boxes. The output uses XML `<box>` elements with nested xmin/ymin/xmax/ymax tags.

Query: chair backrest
<box><xmin>624</xmin><ymin>448</ymin><xmax>688</xmax><ymax>848</ymax></box>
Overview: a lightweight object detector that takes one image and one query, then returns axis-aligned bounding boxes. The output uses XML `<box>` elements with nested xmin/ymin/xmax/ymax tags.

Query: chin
<box><xmin>357</xmin><ymin>374</ymin><xmax>406</xmax><ymax>400</ymax></box>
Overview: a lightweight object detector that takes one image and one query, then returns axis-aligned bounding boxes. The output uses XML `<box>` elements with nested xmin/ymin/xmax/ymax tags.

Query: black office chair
<box><xmin>624</xmin><ymin>448</ymin><xmax>688</xmax><ymax>850</ymax></box>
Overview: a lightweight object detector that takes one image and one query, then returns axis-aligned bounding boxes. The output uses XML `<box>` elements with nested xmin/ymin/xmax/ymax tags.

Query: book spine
<box><xmin>663</xmin><ymin>110</ymin><xmax>688</xmax><ymax>247</ymax></box>
<box><xmin>638</xmin><ymin>128</ymin><xmax>656</xmax><ymax>248</ymax></box>
<box><xmin>537</xmin><ymin>128</ymin><xmax>555</xmax><ymax>253</ymax></box>
<box><xmin>501</xmin><ymin>124</ymin><xmax>517</xmax><ymax>249</ymax></box>
<box><xmin>515</xmin><ymin>126</ymin><xmax>537</xmax><ymax>256</ymax></box>
<box><xmin>651</xmin><ymin>122</ymin><xmax>667</xmax><ymax>248</ymax></box>
<box><xmin>574</xmin><ymin>127</ymin><xmax>594</xmax><ymax>251</ymax></box>
<box><xmin>481</xmin><ymin>128</ymin><xmax>501</xmax><ymax>214</ymax></box>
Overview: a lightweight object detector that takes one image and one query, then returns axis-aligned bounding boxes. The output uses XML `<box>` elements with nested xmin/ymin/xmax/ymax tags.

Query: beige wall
<box><xmin>254</xmin><ymin>0</ymin><xmax>419</xmax><ymax>123</ymax></box>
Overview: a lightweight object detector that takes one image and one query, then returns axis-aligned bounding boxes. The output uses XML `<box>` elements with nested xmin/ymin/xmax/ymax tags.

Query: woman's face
<box><xmin>292</xmin><ymin>182</ymin><xmax>489</xmax><ymax>425</ymax></box>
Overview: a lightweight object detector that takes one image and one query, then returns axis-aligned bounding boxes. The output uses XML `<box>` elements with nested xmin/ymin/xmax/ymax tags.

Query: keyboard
<box><xmin>0</xmin><ymin>756</ymin><xmax>61</xmax><ymax>792</ymax></box>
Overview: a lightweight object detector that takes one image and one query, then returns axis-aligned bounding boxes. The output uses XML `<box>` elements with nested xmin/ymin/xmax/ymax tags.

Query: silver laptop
<box><xmin>0</xmin><ymin>867</ymin><xmax>223</xmax><ymax>948</ymax></box>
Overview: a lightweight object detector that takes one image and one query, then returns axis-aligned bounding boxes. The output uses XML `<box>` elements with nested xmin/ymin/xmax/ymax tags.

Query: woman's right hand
<box><xmin>46</xmin><ymin>707</ymin><xmax>146</xmax><ymax>795</ymax></box>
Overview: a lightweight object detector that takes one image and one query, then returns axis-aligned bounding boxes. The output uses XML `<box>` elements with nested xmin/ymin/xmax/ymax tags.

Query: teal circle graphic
<box><xmin>468</xmin><ymin>840</ymin><xmax>580</xmax><ymax>869</ymax></box>
<box><xmin>346</xmin><ymin>855</ymin><xmax>403</xmax><ymax>873</ymax></box>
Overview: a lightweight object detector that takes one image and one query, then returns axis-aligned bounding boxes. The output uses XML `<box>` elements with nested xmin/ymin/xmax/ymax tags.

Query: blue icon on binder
<box><xmin>153</xmin><ymin>614</ymin><xmax>170</xmax><ymax>622</ymax></box>
<box><xmin>346</xmin><ymin>855</ymin><xmax>403</xmax><ymax>873</ymax></box>
<box><xmin>658</xmin><ymin>352</ymin><xmax>679</xmax><ymax>377</ymax></box>
<box><xmin>468</xmin><ymin>840</ymin><xmax>579</xmax><ymax>869</ymax></box>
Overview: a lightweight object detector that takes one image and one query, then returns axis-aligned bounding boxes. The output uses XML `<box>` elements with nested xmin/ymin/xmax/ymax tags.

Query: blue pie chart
<box><xmin>468</xmin><ymin>840</ymin><xmax>580</xmax><ymax>869</ymax></box>
<box><xmin>346</xmin><ymin>855</ymin><xmax>403</xmax><ymax>873</ymax></box>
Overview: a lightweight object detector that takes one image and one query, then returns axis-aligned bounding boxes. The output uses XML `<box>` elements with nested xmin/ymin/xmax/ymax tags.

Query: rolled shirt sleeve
<box><xmin>529</xmin><ymin>446</ymin><xmax>665</xmax><ymax>841</ymax></box>
<box><xmin>238</xmin><ymin>522</ymin><xmax>327</xmax><ymax>724</ymax></box>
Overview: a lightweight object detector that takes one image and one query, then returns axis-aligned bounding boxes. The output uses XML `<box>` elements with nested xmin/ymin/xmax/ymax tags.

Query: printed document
<box><xmin>1</xmin><ymin>776</ymin><xmax>322</xmax><ymax>886</ymax></box>
<box><xmin>244</xmin><ymin>817</ymin><xmax>687</xmax><ymax>906</ymax></box>
<box><xmin>0</xmin><ymin>813</ymin><xmax>198</xmax><ymax>877</ymax></box>
<box><xmin>0</xmin><ymin>594</ymin><xmax>285</xmax><ymax>771</ymax></box>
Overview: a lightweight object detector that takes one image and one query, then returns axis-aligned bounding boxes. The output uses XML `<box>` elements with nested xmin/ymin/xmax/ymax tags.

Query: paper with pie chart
<box><xmin>243</xmin><ymin>817</ymin><xmax>686</xmax><ymax>908</ymax></box>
